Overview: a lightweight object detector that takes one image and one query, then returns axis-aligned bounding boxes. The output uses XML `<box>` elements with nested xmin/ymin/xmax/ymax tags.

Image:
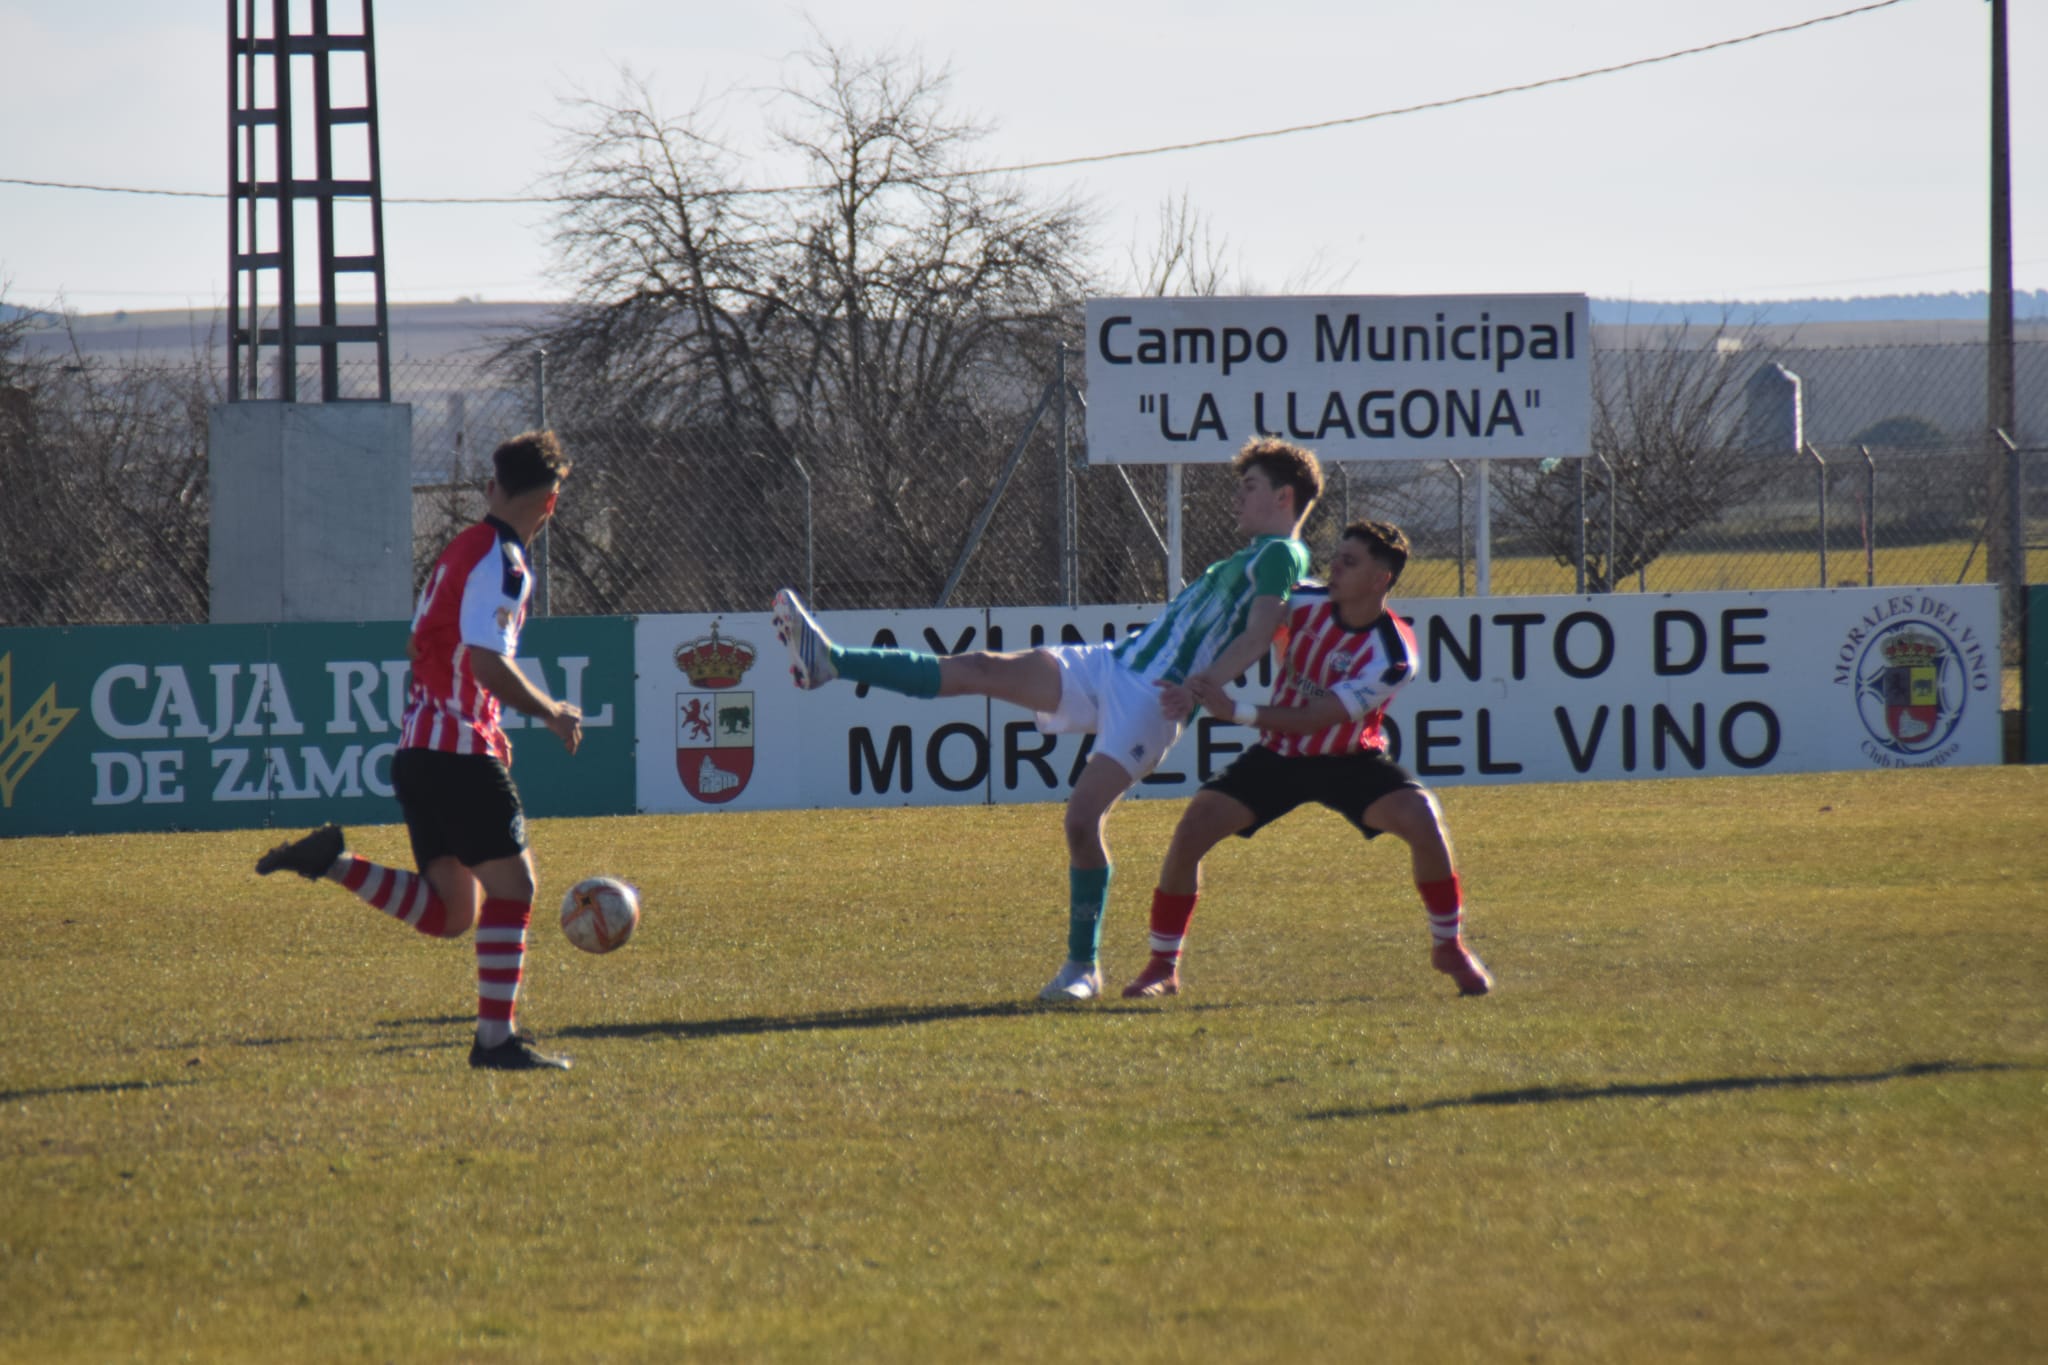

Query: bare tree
<box><xmin>494</xmin><ymin>36</ymin><xmax>1099</xmax><ymax>610</ymax></box>
<box><xmin>527</xmin><ymin>72</ymin><xmax>775</xmax><ymax>429</ymax></box>
<box><xmin>1127</xmin><ymin>192</ymin><xmax>1230</xmax><ymax>298</ymax></box>
<box><xmin>1118</xmin><ymin>190</ymin><xmax>1354</xmax><ymax>300</ymax></box>
<box><xmin>1495</xmin><ymin>322</ymin><xmax>1790</xmax><ymax>591</ymax></box>
<box><xmin>0</xmin><ymin>298</ymin><xmax>217</xmax><ymax>625</ymax></box>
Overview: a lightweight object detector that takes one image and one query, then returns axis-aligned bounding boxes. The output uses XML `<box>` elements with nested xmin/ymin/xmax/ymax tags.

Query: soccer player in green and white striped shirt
<box><xmin>772</xmin><ymin>438</ymin><xmax>1323</xmax><ymax>1002</ymax></box>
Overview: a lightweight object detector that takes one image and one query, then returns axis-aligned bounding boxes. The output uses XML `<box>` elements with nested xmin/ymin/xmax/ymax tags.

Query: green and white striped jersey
<box><xmin>1111</xmin><ymin>534</ymin><xmax>1311</xmax><ymax>684</ymax></box>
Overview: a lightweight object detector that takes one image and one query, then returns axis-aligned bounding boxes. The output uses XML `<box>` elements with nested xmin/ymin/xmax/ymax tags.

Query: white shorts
<box><xmin>1034</xmin><ymin>643</ymin><xmax>1185</xmax><ymax>779</ymax></box>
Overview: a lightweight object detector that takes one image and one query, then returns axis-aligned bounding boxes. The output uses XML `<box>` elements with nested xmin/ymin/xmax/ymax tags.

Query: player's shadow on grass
<box><xmin>554</xmin><ymin>998</ymin><xmax>1245</xmax><ymax>1041</ymax></box>
<box><xmin>0</xmin><ymin>1078</ymin><xmax>201</xmax><ymax>1104</ymax></box>
<box><xmin>1304</xmin><ymin>1059</ymin><xmax>2037</xmax><ymax>1122</ymax></box>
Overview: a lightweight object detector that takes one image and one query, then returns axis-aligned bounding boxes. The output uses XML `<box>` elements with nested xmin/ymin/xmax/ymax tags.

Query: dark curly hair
<box><xmin>1343</xmin><ymin>519</ymin><xmax>1410</xmax><ymax>585</ymax></box>
<box><xmin>1230</xmin><ymin>437</ymin><xmax>1323</xmax><ymax>517</ymax></box>
<box><xmin>493</xmin><ymin>430</ymin><xmax>572</xmax><ymax>497</ymax></box>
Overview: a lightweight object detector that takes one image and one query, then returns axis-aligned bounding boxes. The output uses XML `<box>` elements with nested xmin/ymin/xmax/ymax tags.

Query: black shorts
<box><xmin>391</xmin><ymin>748</ymin><xmax>528</xmax><ymax>870</ymax></box>
<box><xmin>1204</xmin><ymin>743</ymin><xmax>1421</xmax><ymax>840</ymax></box>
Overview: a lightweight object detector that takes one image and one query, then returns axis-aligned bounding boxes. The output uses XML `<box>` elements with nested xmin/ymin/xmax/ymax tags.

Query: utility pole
<box><xmin>228</xmin><ymin>0</ymin><xmax>391</xmax><ymax>401</ymax></box>
<box><xmin>1987</xmin><ymin>0</ymin><xmax>2020</xmax><ymax>645</ymax></box>
<box><xmin>212</xmin><ymin>0</ymin><xmax>411</xmax><ymax>625</ymax></box>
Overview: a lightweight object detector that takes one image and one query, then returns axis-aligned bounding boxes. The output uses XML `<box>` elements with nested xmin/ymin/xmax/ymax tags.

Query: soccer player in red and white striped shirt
<box><xmin>256</xmin><ymin>432</ymin><xmax>586</xmax><ymax>1070</ymax></box>
<box><xmin>1129</xmin><ymin>519</ymin><xmax>1493</xmax><ymax>1000</ymax></box>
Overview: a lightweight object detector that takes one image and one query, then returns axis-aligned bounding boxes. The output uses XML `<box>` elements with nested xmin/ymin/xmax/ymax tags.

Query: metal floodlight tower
<box><xmin>227</xmin><ymin>0</ymin><xmax>391</xmax><ymax>402</ymax></box>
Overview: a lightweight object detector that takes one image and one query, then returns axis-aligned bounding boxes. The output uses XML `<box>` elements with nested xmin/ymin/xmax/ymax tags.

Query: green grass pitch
<box><xmin>2</xmin><ymin>767</ymin><xmax>2044</xmax><ymax>1363</ymax></box>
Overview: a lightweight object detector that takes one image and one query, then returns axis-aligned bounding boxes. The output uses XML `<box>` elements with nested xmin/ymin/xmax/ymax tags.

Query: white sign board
<box><xmin>634</xmin><ymin>606</ymin><xmax>1244</xmax><ymax>816</ymax></box>
<box><xmin>633</xmin><ymin>587</ymin><xmax>1999</xmax><ymax>815</ymax></box>
<box><xmin>1389</xmin><ymin>586</ymin><xmax>1999</xmax><ymax>782</ymax></box>
<box><xmin>1083</xmin><ymin>293</ymin><xmax>1592</xmax><ymax>464</ymax></box>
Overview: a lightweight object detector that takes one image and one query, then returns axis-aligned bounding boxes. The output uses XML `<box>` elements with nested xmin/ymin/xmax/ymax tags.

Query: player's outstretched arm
<box><xmin>469</xmin><ymin>646</ymin><xmax>583</xmax><ymax>755</ymax></box>
<box><xmin>1187</xmin><ymin>674</ymin><xmax>1348</xmax><ymax>735</ymax></box>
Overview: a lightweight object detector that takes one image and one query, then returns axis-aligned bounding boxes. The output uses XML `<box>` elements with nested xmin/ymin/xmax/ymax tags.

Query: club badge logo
<box><xmin>673</xmin><ymin>622</ymin><xmax>757</xmax><ymax>804</ymax></box>
<box><xmin>1851</xmin><ymin>621</ymin><xmax>1964</xmax><ymax>758</ymax></box>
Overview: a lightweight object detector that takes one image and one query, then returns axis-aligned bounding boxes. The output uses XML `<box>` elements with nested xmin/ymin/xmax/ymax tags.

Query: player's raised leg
<box><xmin>1365</xmin><ymin>786</ymin><xmax>1492</xmax><ymax>996</ymax></box>
<box><xmin>257</xmin><ymin>824</ymin><xmax>464</xmax><ymax>939</ymax></box>
<box><xmin>255</xmin><ymin>823</ymin><xmax>344</xmax><ymax>880</ymax></box>
<box><xmin>772</xmin><ymin>588</ymin><xmax>1066</xmax><ymax>717</ymax></box>
<box><xmin>771</xmin><ymin>589</ymin><xmax>841</xmax><ymax>690</ymax></box>
<box><xmin>934</xmin><ymin>649</ymin><xmax>1063</xmax><ymax>714</ymax></box>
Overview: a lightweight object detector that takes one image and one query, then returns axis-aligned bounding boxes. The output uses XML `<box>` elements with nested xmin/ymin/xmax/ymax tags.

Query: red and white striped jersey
<box><xmin>399</xmin><ymin>515</ymin><xmax>530</xmax><ymax>763</ymax></box>
<box><xmin>1259</xmin><ymin>583</ymin><xmax>1418</xmax><ymax>756</ymax></box>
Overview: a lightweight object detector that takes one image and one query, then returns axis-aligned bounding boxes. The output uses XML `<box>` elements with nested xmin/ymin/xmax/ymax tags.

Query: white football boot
<box><xmin>771</xmin><ymin>588</ymin><xmax>839</xmax><ymax>690</ymax></box>
<box><xmin>1037</xmin><ymin>960</ymin><xmax>1104</xmax><ymax>1003</ymax></box>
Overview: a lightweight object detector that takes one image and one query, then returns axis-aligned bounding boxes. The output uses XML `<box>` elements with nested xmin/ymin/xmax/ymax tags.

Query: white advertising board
<box><xmin>635</xmin><ymin>610</ymin><xmax>989</xmax><ymax>816</ymax></box>
<box><xmin>1083</xmin><ymin>294</ymin><xmax>1592</xmax><ymax>463</ymax></box>
<box><xmin>1390</xmin><ymin>585</ymin><xmax>2000</xmax><ymax>783</ymax></box>
<box><xmin>634</xmin><ymin>586</ymin><xmax>2000</xmax><ymax>814</ymax></box>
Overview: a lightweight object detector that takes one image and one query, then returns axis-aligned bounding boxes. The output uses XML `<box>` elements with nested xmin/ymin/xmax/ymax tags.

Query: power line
<box><xmin>0</xmin><ymin>0</ymin><xmax>1916</xmax><ymax>206</ymax></box>
<box><xmin>0</xmin><ymin>175</ymin><xmax>539</xmax><ymax>204</ymax></box>
<box><xmin>0</xmin><ymin>176</ymin><xmax>216</xmax><ymax>199</ymax></box>
<box><xmin>944</xmin><ymin>0</ymin><xmax>1917</xmax><ymax>179</ymax></box>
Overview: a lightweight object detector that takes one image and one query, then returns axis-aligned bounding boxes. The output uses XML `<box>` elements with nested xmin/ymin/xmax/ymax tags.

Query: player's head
<box><xmin>1339</xmin><ymin>519</ymin><xmax>1410</xmax><ymax>588</ymax></box>
<box><xmin>493</xmin><ymin>430</ymin><xmax>572</xmax><ymax>497</ymax></box>
<box><xmin>1230</xmin><ymin>437</ymin><xmax>1323</xmax><ymax>529</ymax></box>
<box><xmin>490</xmin><ymin>430</ymin><xmax>572</xmax><ymax>522</ymax></box>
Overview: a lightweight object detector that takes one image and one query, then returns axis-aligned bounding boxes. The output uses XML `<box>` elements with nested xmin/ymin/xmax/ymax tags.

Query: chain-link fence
<box><xmin>4</xmin><ymin>339</ymin><xmax>2042</xmax><ymax>655</ymax></box>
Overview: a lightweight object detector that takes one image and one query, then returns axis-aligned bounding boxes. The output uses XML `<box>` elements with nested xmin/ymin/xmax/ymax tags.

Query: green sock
<box><xmin>832</xmin><ymin>646</ymin><xmax>942</xmax><ymax>698</ymax></box>
<box><xmin>1067</xmin><ymin>865</ymin><xmax>1112</xmax><ymax>964</ymax></box>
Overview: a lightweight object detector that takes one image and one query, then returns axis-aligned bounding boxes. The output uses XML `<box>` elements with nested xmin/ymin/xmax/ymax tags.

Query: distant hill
<box><xmin>0</xmin><ymin>302</ymin><xmax>60</xmax><ymax>326</ymax></box>
<box><xmin>14</xmin><ymin>293</ymin><xmax>2047</xmax><ymax>364</ymax></box>
<box><xmin>13</xmin><ymin>300</ymin><xmax>557</xmax><ymax>364</ymax></box>
<box><xmin>1591</xmin><ymin>291</ymin><xmax>2048</xmax><ymax>327</ymax></box>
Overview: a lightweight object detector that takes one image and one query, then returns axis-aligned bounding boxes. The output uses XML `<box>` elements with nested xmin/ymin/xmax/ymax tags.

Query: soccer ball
<box><xmin>560</xmin><ymin>876</ymin><xmax>640</xmax><ymax>954</ymax></box>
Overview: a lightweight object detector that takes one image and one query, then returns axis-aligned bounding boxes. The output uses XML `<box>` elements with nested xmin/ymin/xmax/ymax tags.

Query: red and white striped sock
<box><xmin>1147</xmin><ymin>889</ymin><xmax>1200</xmax><ymax>966</ymax></box>
<box><xmin>1418</xmin><ymin>874</ymin><xmax>1463</xmax><ymax>944</ymax></box>
<box><xmin>337</xmin><ymin>855</ymin><xmax>452</xmax><ymax>937</ymax></box>
<box><xmin>475</xmin><ymin>897</ymin><xmax>532</xmax><ymax>1047</ymax></box>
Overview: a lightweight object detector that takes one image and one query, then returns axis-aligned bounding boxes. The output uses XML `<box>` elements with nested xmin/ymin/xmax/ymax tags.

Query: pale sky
<box><xmin>1</xmin><ymin>0</ymin><xmax>2040</xmax><ymax>316</ymax></box>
